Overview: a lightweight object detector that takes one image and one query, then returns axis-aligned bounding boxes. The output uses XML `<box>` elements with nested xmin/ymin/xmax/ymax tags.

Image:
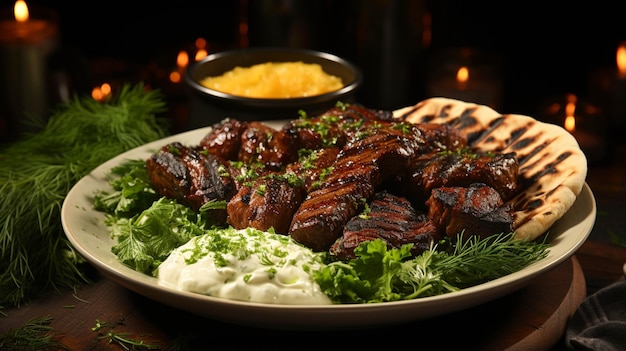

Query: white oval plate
<box><xmin>61</xmin><ymin>124</ymin><xmax>595</xmax><ymax>330</ymax></box>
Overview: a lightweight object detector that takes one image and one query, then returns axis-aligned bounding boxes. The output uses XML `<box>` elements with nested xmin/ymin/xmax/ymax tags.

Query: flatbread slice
<box><xmin>393</xmin><ymin>97</ymin><xmax>588</xmax><ymax>240</ymax></box>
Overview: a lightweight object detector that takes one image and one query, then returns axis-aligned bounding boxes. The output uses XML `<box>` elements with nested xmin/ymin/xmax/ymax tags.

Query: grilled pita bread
<box><xmin>393</xmin><ymin>97</ymin><xmax>588</xmax><ymax>240</ymax></box>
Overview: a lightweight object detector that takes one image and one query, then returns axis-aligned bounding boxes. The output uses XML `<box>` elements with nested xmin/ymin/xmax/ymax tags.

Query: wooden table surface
<box><xmin>1</xmin><ymin>143</ymin><xmax>625</xmax><ymax>351</ymax></box>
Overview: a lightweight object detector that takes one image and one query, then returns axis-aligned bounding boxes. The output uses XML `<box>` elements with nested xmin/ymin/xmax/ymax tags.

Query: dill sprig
<box><xmin>91</xmin><ymin>319</ymin><xmax>161</xmax><ymax>350</ymax></box>
<box><xmin>0</xmin><ymin>316</ymin><xmax>70</xmax><ymax>350</ymax></box>
<box><xmin>315</xmin><ymin>232</ymin><xmax>550</xmax><ymax>303</ymax></box>
<box><xmin>0</xmin><ymin>84</ymin><xmax>170</xmax><ymax>307</ymax></box>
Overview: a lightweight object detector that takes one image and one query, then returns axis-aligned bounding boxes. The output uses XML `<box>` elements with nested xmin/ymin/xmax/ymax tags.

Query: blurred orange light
<box><xmin>91</xmin><ymin>83</ymin><xmax>112</xmax><ymax>101</ymax></box>
<box><xmin>195</xmin><ymin>49</ymin><xmax>207</xmax><ymax>61</ymax></box>
<box><xmin>564</xmin><ymin>93</ymin><xmax>577</xmax><ymax>132</ymax></box>
<box><xmin>564</xmin><ymin>115</ymin><xmax>576</xmax><ymax>132</ymax></box>
<box><xmin>176</xmin><ymin>50</ymin><xmax>189</xmax><ymax>70</ymax></box>
<box><xmin>456</xmin><ymin>66</ymin><xmax>469</xmax><ymax>89</ymax></box>
<box><xmin>100</xmin><ymin>83</ymin><xmax>111</xmax><ymax>96</ymax></box>
<box><xmin>14</xmin><ymin>0</ymin><xmax>28</xmax><ymax>22</ymax></box>
<box><xmin>617</xmin><ymin>43</ymin><xmax>626</xmax><ymax>78</ymax></box>
<box><xmin>169</xmin><ymin>71</ymin><xmax>181</xmax><ymax>83</ymax></box>
<box><xmin>195</xmin><ymin>37</ymin><xmax>206</xmax><ymax>50</ymax></box>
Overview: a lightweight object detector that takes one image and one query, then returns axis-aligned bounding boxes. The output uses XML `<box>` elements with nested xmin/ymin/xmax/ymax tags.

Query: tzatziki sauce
<box><xmin>157</xmin><ymin>227</ymin><xmax>332</xmax><ymax>305</ymax></box>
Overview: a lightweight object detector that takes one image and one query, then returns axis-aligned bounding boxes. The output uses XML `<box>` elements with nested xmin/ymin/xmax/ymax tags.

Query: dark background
<box><xmin>14</xmin><ymin>0</ymin><xmax>626</xmax><ymax>120</ymax></box>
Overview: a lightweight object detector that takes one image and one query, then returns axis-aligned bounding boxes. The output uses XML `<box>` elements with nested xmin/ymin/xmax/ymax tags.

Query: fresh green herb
<box><xmin>255</xmin><ymin>184</ymin><xmax>267</xmax><ymax>196</ymax></box>
<box><xmin>266</xmin><ymin>267</ymin><xmax>278</xmax><ymax>279</ymax></box>
<box><xmin>358</xmin><ymin>198</ymin><xmax>371</xmax><ymax>219</ymax></box>
<box><xmin>335</xmin><ymin>101</ymin><xmax>350</xmax><ymax>110</ymax></box>
<box><xmin>263</xmin><ymin>172</ymin><xmax>305</xmax><ymax>188</ymax></box>
<box><xmin>314</xmin><ymin>232</ymin><xmax>550</xmax><ymax>303</ymax></box>
<box><xmin>0</xmin><ymin>316</ymin><xmax>70</xmax><ymax>350</ymax></box>
<box><xmin>0</xmin><ymin>84</ymin><xmax>169</xmax><ymax>307</ymax></box>
<box><xmin>108</xmin><ymin>197</ymin><xmax>208</xmax><ymax>275</ymax></box>
<box><xmin>93</xmin><ymin>159</ymin><xmax>160</xmax><ymax>218</ymax></box>
<box><xmin>91</xmin><ymin>319</ymin><xmax>160</xmax><ymax>350</ymax></box>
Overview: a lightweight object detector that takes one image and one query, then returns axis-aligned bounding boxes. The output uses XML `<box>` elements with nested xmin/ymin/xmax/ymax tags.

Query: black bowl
<box><xmin>184</xmin><ymin>47</ymin><xmax>363</xmax><ymax>129</ymax></box>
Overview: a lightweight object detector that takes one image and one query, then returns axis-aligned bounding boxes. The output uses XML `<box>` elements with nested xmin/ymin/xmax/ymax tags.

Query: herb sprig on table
<box><xmin>0</xmin><ymin>84</ymin><xmax>170</xmax><ymax>307</ymax></box>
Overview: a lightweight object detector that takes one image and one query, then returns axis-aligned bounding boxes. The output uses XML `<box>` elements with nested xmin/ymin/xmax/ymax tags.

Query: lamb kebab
<box><xmin>145</xmin><ymin>103</ymin><xmax>520</xmax><ymax>259</ymax></box>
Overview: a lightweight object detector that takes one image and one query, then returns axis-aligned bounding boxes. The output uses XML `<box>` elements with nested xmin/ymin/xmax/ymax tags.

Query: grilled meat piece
<box><xmin>282</xmin><ymin>103</ymin><xmax>394</xmax><ymax>150</ymax></box>
<box><xmin>284</xmin><ymin>147</ymin><xmax>340</xmax><ymax>192</ymax></box>
<box><xmin>330</xmin><ymin>191</ymin><xmax>442</xmax><ymax>260</ymax></box>
<box><xmin>289</xmin><ymin>176</ymin><xmax>375</xmax><ymax>252</ymax></box>
<box><xmin>402</xmin><ymin>150</ymin><xmax>519</xmax><ymax>208</ymax></box>
<box><xmin>146</xmin><ymin>142</ymin><xmax>235</xmax><ymax>223</ymax></box>
<box><xmin>199</xmin><ymin>118</ymin><xmax>248</xmax><ymax>161</ymax></box>
<box><xmin>289</xmin><ymin>129</ymin><xmax>424</xmax><ymax>252</ymax></box>
<box><xmin>426</xmin><ymin>182</ymin><xmax>514</xmax><ymax>241</ymax></box>
<box><xmin>410</xmin><ymin>122</ymin><xmax>467</xmax><ymax>155</ymax></box>
<box><xmin>227</xmin><ymin>174</ymin><xmax>306</xmax><ymax>234</ymax></box>
<box><xmin>225</xmin><ymin>160</ymin><xmax>270</xmax><ymax>191</ymax></box>
<box><xmin>283</xmin><ymin>104</ymin><xmax>463</xmax><ymax>153</ymax></box>
<box><xmin>238</xmin><ymin>121</ymin><xmax>300</xmax><ymax>171</ymax></box>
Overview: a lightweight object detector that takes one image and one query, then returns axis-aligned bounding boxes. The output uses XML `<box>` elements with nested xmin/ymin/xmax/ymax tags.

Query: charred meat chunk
<box><xmin>282</xmin><ymin>103</ymin><xmax>394</xmax><ymax>150</ymax></box>
<box><xmin>330</xmin><ymin>191</ymin><xmax>442</xmax><ymax>260</ymax></box>
<box><xmin>426</xmin><ymin>182</ymin><xmax>514</xmax><ymax>241</ymax></box>
<box><xmin>284</xmin><ymin>147</ymin><xmax>340</xmax><ymax>192</ymax></box>
<box><xmin>199</xmin><ymin>118</ymin><xmax>249</xmax><ymax>161</ymax></box>
<box><xmin>227</xmin><ymin>174</ymin><xmax>306</xmax><ymax>234</ymax></box>
<box><xmin>403</xmin><ymin>150</ymin><xmax>519</xmax><ymax>207</ymax></box>
<box><xmin>238</xmin><ymin>121</ymin><xmax>300</xmax><ymax>171</ymax></box>
<box><xmin>146</xmin><ymin>142</ymin><xmax>236</xmax><ymax>223</ymax></box>
<box><xmin>410</xmin><ymin>122</ymin><xmax>467</xmax><ymax>154</ymax></box>
<box><xmin>289</xmin><ymin>129</ymin><xmax>424</xmax><ymax>252</ymax></box>
<box><xmin>289</xmin><ymin>166</ymin><xmax>377</xmax><ymax>252</ymax></box>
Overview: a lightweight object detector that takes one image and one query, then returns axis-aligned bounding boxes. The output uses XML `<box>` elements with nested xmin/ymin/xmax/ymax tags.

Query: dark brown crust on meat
<box><xmin>146</xmin><ymin>142</ymin><xmax>236</xmax><ymax>224</ymax></box>
<box><xmin>426</xmin><ymin>183</ymin><xmax>514</xmax><ymax>240</ymax></box>
<box><xmin>330</xmin><ymin>191</ymin><xmax>442</xmax><ymax>260</ymax></box>
<box><xmin>226</xmin><ymin>175</ymin><xmax>306</xmax><ymax>234</ymax></box>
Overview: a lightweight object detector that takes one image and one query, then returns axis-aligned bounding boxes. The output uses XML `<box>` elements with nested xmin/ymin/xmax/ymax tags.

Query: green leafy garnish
<box><xmin>108</xmin><ymin>198</ymin><xmax>207</xmax><ymax>275</ymax></box>
<box><xmin>93</xmin><ymin>159</ymin><xmax>160</xmax><ymax>217</ymax></box>
<box><xmin>314</xmin><ymin>233</ymin><xmax>550</xmax><ymax>303</ymax></box>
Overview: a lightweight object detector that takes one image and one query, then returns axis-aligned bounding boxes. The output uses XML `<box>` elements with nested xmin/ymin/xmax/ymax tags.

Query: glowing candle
<box><xmin>588</xmin><ymin>42</ymin><xmax>626</xmax><ymax>146</ymax></box>
<box><xmin>427</xmin><ymin>48</ymin><xmax>502</xmax><ymax>109</ymax></box>
<box><xmin>0</xmin><ymin>1</ymin><xmax>58</xmax><ymax>139</ymax></box>
<box><xmin>611</xmin><ymin>43</ymin><xmax>626</xmax><ymax>139</ymax></box>
<box><xmin>546</xmin><ymin>93</ymin><xmax>608</xmax><ymax>165</ymax></box>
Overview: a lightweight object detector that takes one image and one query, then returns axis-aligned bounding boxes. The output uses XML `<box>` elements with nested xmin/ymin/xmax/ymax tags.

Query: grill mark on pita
<box><xmin>512</xmin><ymin>141</ymin><xmax>549</xmax><ymax>167</ymax></box>
<box><xmin>467</xmin><ymin>116</ymin><xmax>506</xmax><ymax>146</ymax></box>
<box><xmin>511</xmin><ymin>137</ymin><xmax>538</xmax><ymax>151</ymax></box>
<box><xmin>509</xmin><ymin>126</ymin><xmax>530</xmax><ymax>144</ymax></box>
<box><xmin>525</xmin><ymin>163</ymin><xmax>557</xmax><ymax>184</ymax></box>
<box><xmin>460</xmin><ymin>107</ymin><xmax>478</xmax><ymax>119</ymax></box>
<box><xmin>395</xmin><ymin>105</ymin><xmax>423</xmax><ymax>120</ymax></box>
<box><xmin>545</xmin><ymin>185</ymin><xmax>559</xmax><ymax>198</ymax></box>
<box><xmin>421</xmin><ymin>114</ymin><xmax>436</xmax><ymax>123</ymax></box>
<box><xmin>488</xmin><ymin>116</ymin><xmax>506</xmax><ymax>128</ymax></box>
<box><xmin>440</xmin><ymin>104</ymin><xmax>453</xmax><ymax>118</ymax></box>
<box><xmin>527</xmin><ymin>198</ymin><xmax>543</xmax><ymax>210</ymax></box>
<box><xmin>524</xmin><ymin>150</ymin><xmax>572</xmax><ymax>184</ymax></box>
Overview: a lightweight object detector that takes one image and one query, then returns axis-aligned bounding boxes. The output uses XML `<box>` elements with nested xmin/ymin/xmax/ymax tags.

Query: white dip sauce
<box><xmin>157</xmin><ymin>227</ymin><xmax>332</xmax><ymax>305</ymax></box>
